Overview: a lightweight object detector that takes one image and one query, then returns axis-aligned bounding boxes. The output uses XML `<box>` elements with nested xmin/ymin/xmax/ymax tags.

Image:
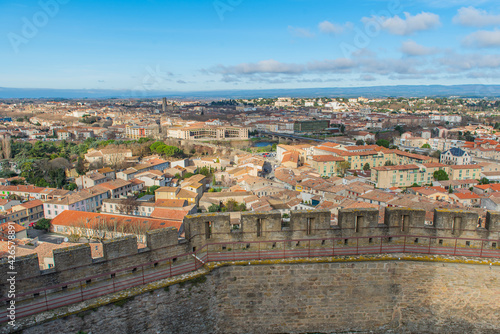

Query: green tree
<box><xmin>337</xmin><ymin>161</ymin><xmax>351</xmax><ymax>176</ymax></box>
<box><xmin>356</xmin><ymin>139</ymin><xmax>365</xmax><ymax>146</ymax></box>
<box><xmin>394</xmin><ymin>125</ymin><xmax>404</xmax><ymax>135</ymax></box>
<box><xmin>64</xmin><ymin>183</ymin><xmax>78</xmax><ymax>191</ymax></box>
<box><xmin>376</xmin><ymin>139</ymin><xmax>390</xmax><ymax>148</ymax></box>
<box><xmin>479</xmin><ymin>177</ymin><xmax>490</xmax><ymax>185</ymax></box>
<box><xmin>208</xmin><ymin>204</ymin><xmax>220</xmax><ymax>212</ymax></box>
<box><xmin>363</xmin><ymin>163</ymin><xmax>370</xmax><ymax>171</ymax></box>
<box><xmin>421</xmin><ymin>143</ymin><xmax>431</xmax><ymax>149</ymax></box>
<box><xmin>433</xmin><ymin>170</ymin><xmax>449</xmax><ymax>181</ymax></box>
<box><xmin>34</xmin><ymin>218</ymin><xmax>51</xmax><ymax>231</ymax></box>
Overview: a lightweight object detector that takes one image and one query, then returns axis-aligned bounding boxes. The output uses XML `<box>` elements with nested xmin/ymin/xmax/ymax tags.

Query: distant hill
<box><xmin>0</xmin><ymin>85</ymin><xmax>499</xmax><ymax>99</ymax></box>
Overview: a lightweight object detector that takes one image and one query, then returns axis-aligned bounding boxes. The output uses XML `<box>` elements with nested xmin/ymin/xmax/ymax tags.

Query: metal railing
<box><xmin>1</xmin><ymin>234</ymin><xmax>498</xmax><ymax>324</ymax></box>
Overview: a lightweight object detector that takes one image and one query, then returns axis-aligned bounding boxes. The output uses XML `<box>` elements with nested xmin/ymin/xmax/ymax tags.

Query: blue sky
<box><xmin>1</xmin><ymin>0</ymin><xmax>500</xmax><ymax>92</ymax></box>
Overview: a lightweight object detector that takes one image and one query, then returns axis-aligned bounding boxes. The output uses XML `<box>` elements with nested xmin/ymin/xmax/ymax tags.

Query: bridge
<box><xmin>258</xmin><ymin>131</ymin><xmax>326</xmax><ymax>143</ymax></box>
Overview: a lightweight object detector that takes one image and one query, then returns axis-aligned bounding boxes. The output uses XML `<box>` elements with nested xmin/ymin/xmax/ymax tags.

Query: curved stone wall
<box><xmin>19</xmin><ymin>258</ymin><xmax>500</xmax><ymax>334</ymax></box>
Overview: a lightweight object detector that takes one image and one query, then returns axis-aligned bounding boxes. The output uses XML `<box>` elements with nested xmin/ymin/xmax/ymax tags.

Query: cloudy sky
<box><xmin>1</xmin><ymin>0</ymin><xmax>500</xmax><ymax>92</ymax></box>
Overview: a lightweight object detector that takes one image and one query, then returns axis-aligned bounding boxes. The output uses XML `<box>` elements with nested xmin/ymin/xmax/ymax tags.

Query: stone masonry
<box><xmin>21</xmin><ymin>259</ymin><xmax>500</xmax><ymax>334</ymax></box>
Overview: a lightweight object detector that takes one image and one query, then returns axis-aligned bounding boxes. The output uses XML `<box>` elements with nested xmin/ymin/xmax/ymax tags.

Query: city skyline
<box><xmin>1</xmin><ymin>0</ymin><xmax>500</xmax><ymax>93</ymax></box>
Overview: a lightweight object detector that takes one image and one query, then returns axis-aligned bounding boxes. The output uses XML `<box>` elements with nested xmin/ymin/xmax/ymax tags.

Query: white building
<box><xmin>440</xmin><ymin>147</ymin><xmax>472</xmax><ymax>165</ymax></box>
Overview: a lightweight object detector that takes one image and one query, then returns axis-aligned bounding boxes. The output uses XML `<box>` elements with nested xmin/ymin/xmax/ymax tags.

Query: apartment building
<box><xmin>75</xmin><ymin>172</ymin><xmax>110</xmax><ymax>189</ymax></box>
<box><xmin>43</xmin><ymin>188</ymin><xmax>109</xmax><ymax>219</ymax></box>
<box><xmin>167</xmin><ymin>125</ymin><xmax>249</xmax><ymax>141</ymax></box>
<box><xmin>101</xmin><ymin>199</ymin><xmax>155</xmax><ymax>217</ymax></box>
<box><xmin>116</xmin><ymin>159</ymin><xmax>170</xmax><ymax>181</ymax></box>
<box><xmin>125</xmin><ymin>124</ymin><xmax>160</xmax><ymax>139</ymax></box>
<box><xmin>449</xmin><ymin>164</ymin><xmax>481</xmax><ymax>181</ymax></box>
<box><xmin>309</xmin><ymin>155</ymin><xmax>346</xmax><ymax>177</ymax></box>
<box><xmin>93</xmin><ymin>179</ymin><xmax>134</xmax><ymax>199</ymax></box>
<box><xmin>84</xmin><ymin>148</ymin><xmax>133</xmax><ymax>166</ymax></box>
<box><xmin>371</xmin><ymin>163</ymin><xmax>450</xmax><ymax>188</ymax></box>
<box><xmin>3</xmin><ymin>200</ymin><xmax>44</xmax><ymax>225</ymax></box>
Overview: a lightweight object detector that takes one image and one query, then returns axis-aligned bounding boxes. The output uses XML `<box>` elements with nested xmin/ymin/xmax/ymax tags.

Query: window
<box><xmin>205</xmin><ymin>222</ymin><xmax>212</xmax><ymax>239</ymax></box>
<box><xmin>306</xmin><ymin>217</ymin><xmax>314</xmax><ymax>235</ymax></box>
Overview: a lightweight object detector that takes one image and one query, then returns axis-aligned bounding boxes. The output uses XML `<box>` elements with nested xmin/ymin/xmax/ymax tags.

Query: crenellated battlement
<box><xmin>1</xmin><ymin>208</ymin><xmax>499</xmax><ymax>326</ymax></box>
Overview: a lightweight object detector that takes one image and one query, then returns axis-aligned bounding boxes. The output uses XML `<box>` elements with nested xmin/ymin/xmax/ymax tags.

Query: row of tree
<box><xmin>149</xmin><ymin>141</ymin><xmax>184</xmax><ymax>157</ymax></box>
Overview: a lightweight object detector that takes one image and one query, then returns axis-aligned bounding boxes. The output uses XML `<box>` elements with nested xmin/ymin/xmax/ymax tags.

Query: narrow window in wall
<box><xmin>401</xmin><ymin>215</ymin><xmax>410</xmax><ymax>232</ymax></box>
<box><xmin>452</xmin><ymin>217</ymin><xmax>461</xmax><ymax>234</ymax></box>
<box><xmin>306</xmin><ymin>217</ymin><xmax>314</xmax><ymax>235</ymax></box>
<box><xmin>256</xmin><ymin>218</ymin><xmax>262</xmax><ymax>237</ymax></box>
<box><xmin>355</xmin><ymin>216</ymin><xmax>364</xmax><ymax>233</ymax></box>
<box><xmin>205</xmin><ymin>221</ymin><xmax>212</xmax><ymax>239</ymax></box>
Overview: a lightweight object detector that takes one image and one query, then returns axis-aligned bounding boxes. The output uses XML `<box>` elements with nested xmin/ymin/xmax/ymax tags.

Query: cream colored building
<box><xmin>167</xmin><ymin>125</ymin><xmax>248</xmax><ymax>141</ymax></box>
<box><xmin>449</xmin><ymin>164</ymin><xmax>481</xmax><ymax>181</ymax></box>
<box><xmin>309</xmin><ymin>155</ymin><xmax>346</xmax><ymax>177</ymax></box>
<box><xmin>372</xmin><ymin>163</ymin><xmax>450</xmax><ymax>188</ymax></box>
<box><xmin>125</xmin><ymin>124</ymin><xmax>160</xmax><ymax>139</ymax></box>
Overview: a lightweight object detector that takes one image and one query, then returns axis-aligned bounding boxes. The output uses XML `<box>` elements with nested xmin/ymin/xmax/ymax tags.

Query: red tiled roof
<box><xmin>453</xmin><ymin>192</ymin><xmax>480</xmax><ymax>199</ymax></box>
<box><xmin>312</xmin><ymin>155</ymin><xmax>345</xmax><ymax>162</ymax></box>
<box><xmin>51</xmin><ymin>210</ymin><xmax>182</xmax><ymax>232</ymax></box>
<box><xmin>150</xmin><ymin>208</ymin><xmax>190</xmax><ymax>222</ymax></box>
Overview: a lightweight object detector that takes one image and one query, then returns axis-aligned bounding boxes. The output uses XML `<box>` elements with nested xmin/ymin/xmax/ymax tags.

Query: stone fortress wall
<box><xmin>1</xmin><ymin>207</ymin><xmax>499</xmax><ymax>333</ymax></box>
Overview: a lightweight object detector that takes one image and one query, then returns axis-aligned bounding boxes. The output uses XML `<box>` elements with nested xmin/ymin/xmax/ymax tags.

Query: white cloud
<box><xmin>359</xmin><ymin>74</ymin><xmax>376</xmax><ymax>81</ymax></box>
<box><xmin>307</xmin><ymin>58</ymin><xmax>356</xmax><ymax>72</ymax></box>
<box><xmin>400</xmin><ymin>40</ymin><xmax>439</xmax><ymax>56</ymax></box>
<box><xmin>288</xmin><ymin>26</ymin><xmax>315</xmax><ymax>39</ymax></box>
<box><xmin>462</xmin><ymin>30</ymin><xmax>500</xmax><ymax>48</ymax></box>
<box><xmin>206</xmin><ymin>50</ymin><xmax>500</xmax><ymax>84</ymax></box>
<box><xmin>214</xmin><ymin>59</ymin><xmax>305</xmax><ymax>75</ymax></box>
<box><xmin>439</xmin><ymin>53</ymin><xmax>500</xmax><ymax>69</ymax></box>
<box><xmin>318</xmin><ymin>20</ymin><xmax>351</xmax><ymax>35</ymax></box>
<box><xmin>453</xmin><ymin>7</ymin><xmax>500</xmax><ymax>26</ymax></box>
<box><xmin>363</xmin><ymin>12</ymin><xmax>441</xmax><ymax>35</ymax></box>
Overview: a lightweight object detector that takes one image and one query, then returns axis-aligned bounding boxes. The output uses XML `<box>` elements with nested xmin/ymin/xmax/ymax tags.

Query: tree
<box><xmin>433</xmin><ymin>170</ymin><xmax>449</xmax><ymax>181</ymax></box>
<box><xmin>376</xmin><ymin>139</ymin><xmax>390</xmax><ymax>148</ymax></box>
<box><xmin>394</xmin><ymin>125</ymin><xmax>404</xmax><ymax>135</ymax></box>
<box><xmin>117</xmin><ymin>197</ymin><xmax>140</xmax><ymax>215</ymax></box>
<box><xmin>384</xmin><ymin>160</ymin><xmax>395</xmax><ymax>166</ymax></box>
<box><xmin>34</xmin><ymin>218</ymin><xmax>51</xmax><ymax>231</ymax></box>
<box><xmin>208</xmin><ymin>204</ymin><xmax>220</xmax><ymax>212</ymax></box>
<box><xmin>356</xmin><ymin>140</ymin><xmax>365</xmax><ymax>146</ymax></box>
<box><xmin>363</xmin><ymin>163</ymin><xmax>370</xmax><ymax>171</ymax></box>
<box><xmin>2</xmin><ymin>138</ymin><xmax>11</xmax><ymax>159</ymax></box>
<box><xmin>64</xmin><ymin>183</ymin><xmax>78</xmax><ymax>191</ymax></box>
<box><xmin>222</xmin><ymin>199</ymin><xmax>246</xmax><ymax>212</ymax></box>
<box><xmin>479</xmin><ymin>177</ymin><xmax>490</xmax><ymax>185</ymax></box>
<box><xmin>430</xmin><ymin>150</ymin><xmax>441</xmax><ymax>159</ymax></box>
<box><xmin>337</xmin><ymin>161</ymin><xmax>351</xmax><ymax>176</ymax></box>
<box><xmin>421</xmin><ymin>143</ymin><xmax>431</xmax><ymax>149</ymax></box>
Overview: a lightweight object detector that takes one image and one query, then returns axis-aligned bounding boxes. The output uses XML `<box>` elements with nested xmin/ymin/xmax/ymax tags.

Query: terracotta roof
<box><xmin>150</xmin><ymin>208</ymin><xmax>190</xmax><ymax>221</ymax></box>
<box><xmin>450</xmin><ymin>164</ymin><xmax>481</xmax><ymax>170</ymax></box>
<box><xmin>52</xmin><ymin>210</ymin><xmax>182</xmax><ymax>232</ymax></box>
<box><xmin>453</xmin><ymin>192</ymin><xmax>480</xmax><ymax>199</ymax></box>
<box><xmin>0</xmin><ymin>222</ymin><xmax>26</xmax><ymax>233</ymax></box>
<box><xmin>155</xmin><ymin>187</ymin><xmax>179</xmax><ymax>193</ymax></box>
<box><xmin>19</xmin><ymin>199</ymin><xmax>44</xmax><ymax>209</ymax></box>
<box><xmin>312</xmin><ymin>155</ymin><xmax>345</xmax><ymax>162</ymax></box>
<box><xmin>0</xmin><ymin>185</ymin><xmax>48</xmax><ymax>194</ymax></box>
<box><xmin>373</xmin><ymin>164</ymin><xmax>419</xmax><ymax>171</ymax></box>
<box><xmin>155</xmin><ymin>199</ymin><xmax>187</xmax><ymax>207</ymax></box>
